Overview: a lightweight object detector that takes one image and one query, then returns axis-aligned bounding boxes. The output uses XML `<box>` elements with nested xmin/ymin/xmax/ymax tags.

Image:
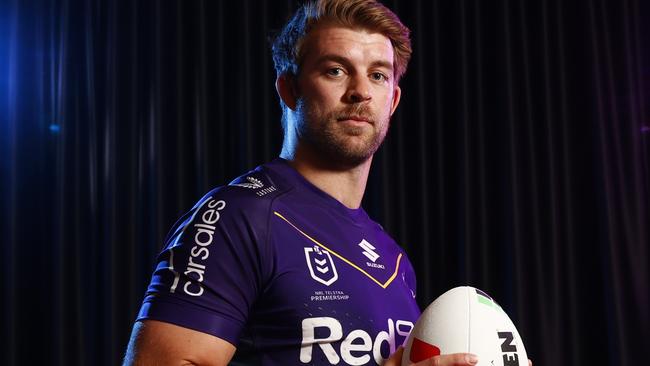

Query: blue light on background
<box><xmin>0</xmin><ymin>4</ymin><xmax>10</xmax><ymax>127</ymax></box>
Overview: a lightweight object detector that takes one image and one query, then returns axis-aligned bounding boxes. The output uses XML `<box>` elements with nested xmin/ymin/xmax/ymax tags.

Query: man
<box><xmin>124</xmin><ymin>1</ymin><xmax>481</xmax><ymax>365</ymax></box>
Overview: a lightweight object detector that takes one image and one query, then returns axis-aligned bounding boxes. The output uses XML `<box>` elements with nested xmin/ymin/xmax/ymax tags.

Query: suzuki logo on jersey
<box><xmin>359</xmin><ymin>239</ymin><xmax>380</xmax><ymax>262</ymax></box>
<box><xmin>305</xmin><ymin>246</ymin><xmax>338</xmax><ymax>286</ymax></box>
<box><xmin>300</xmin><ymin>317</ymin><xmax>414</xmax><ymax>365</ymax></box>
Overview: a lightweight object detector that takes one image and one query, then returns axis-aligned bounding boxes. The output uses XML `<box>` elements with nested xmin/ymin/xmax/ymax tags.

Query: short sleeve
<box><xmin>136</xmin><ymin>188</ymin><xmax>272</xmax><ymax>346</ymax></box>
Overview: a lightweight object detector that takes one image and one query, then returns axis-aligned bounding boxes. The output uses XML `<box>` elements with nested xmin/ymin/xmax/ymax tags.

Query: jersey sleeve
<box><xmin>136</xmin><ymin>187</ymin><xmax>273</xmax><ymax>346</ymax></box>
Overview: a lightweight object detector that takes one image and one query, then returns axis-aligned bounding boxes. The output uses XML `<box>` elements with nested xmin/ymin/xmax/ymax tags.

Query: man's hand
<box><xmin>383</xmin><ymin>346</ymin><xmax>478</xmax><ymax>366</ymax></box>
<box><xmin>383</xmin><ymin>346</ymin><xmax>533</xmax><ymax>366</ymax></box>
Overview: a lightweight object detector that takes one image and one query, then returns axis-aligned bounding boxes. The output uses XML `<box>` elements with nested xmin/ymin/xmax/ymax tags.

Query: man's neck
<box><xmin>281</xmin><ymin>147</ymin><xmax>372</xmax><ymax>210</ymax></box>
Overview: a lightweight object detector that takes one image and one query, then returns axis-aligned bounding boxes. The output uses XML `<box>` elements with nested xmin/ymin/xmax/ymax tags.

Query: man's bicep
<box><xmin>124</xmin><ymin>320</ymin><xmax>236</xmax><ymax>366</ymax></box>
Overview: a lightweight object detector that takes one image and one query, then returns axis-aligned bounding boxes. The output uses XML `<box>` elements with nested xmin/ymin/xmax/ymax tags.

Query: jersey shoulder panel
<box><xmin>160</xmin><ymin>165</ymin><xmax>290</xmax><ymax>250</ymax></box>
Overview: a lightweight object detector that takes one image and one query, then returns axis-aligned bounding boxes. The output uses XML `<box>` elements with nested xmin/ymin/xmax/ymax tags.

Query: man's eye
<box><xmin>326</xmin><ymin>68</ymin><xmax>344</xmax><ymax>77</ymax></box>
<box><xmin>370</xmin><ymin>72</ymin><xmax>388</xmax><ymax>81</ymax></box>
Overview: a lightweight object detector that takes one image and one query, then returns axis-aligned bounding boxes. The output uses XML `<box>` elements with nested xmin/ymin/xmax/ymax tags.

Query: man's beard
<box><xmin>295</xmin><ymin>98</ymin><xmax>390</xmax><ymax>168</ymax></box>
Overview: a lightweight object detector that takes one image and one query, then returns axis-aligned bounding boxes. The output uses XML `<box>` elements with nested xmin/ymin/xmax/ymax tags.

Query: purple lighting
<box><xmin>641</xmin><ymin>126</ymin><xmax>650</xmax><ymax>134</ymax></box>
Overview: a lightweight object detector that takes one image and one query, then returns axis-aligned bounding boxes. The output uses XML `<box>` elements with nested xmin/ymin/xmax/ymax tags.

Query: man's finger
<box><xmin>415</xmin><ymin>353</ymin><xmax>478</xmax><ymax>366</ymax></box>
<box><xmin>382</xmin><ymin>346</ymin><xmax>404</xmax><ymax>366</ymax></box>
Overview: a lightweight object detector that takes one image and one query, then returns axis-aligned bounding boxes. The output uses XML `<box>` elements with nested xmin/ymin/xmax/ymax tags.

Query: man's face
<box><xmin>291</xmin><ymin>24</ymin><xmax>401</xmax><ymax>167</ymax></box>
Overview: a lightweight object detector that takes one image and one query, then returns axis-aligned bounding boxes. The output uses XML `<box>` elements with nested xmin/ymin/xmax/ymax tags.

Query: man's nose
<box><xmin>344</xmin><ymin>75</ymin><xmax>372</xmax><ymax>103</ymax></box>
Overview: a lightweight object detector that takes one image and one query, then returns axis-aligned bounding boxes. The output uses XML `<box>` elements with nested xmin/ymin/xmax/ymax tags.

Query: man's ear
<box><xmin>389</xmin><ymin>85</ymin><xmax>402</xmax><ymax>116</ymax></box>
<box><xmin>276</xmin><ymin>73</ymin><xmax>298</xmax><ymax>111</ymax></box>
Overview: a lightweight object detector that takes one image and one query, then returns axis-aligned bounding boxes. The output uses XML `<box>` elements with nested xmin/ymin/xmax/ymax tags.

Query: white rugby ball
<box><xmin>402</xmin><ymin>286</ymin><xmax>528</xmax><ymax>366</ymax></box>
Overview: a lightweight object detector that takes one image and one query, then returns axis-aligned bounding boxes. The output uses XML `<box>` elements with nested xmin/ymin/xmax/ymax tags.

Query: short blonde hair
<box><xmin>272</xmin><ymin>0</ymin><xmax>412</xmax><ymax>82</ymax></box>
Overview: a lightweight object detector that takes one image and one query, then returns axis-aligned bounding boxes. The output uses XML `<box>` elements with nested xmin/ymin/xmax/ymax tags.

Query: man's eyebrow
<box><xmin>368</xmin><ymin>60</ymin><xmax>394</xmax><ymax>71</ymax></box>
<box><xmin>314</xmin><ymin>54</ymin><xmax>353</xmax><ymax>66</ymax></box>
<box><xmin>315</xmin><ymin>54</ymin><xmax>394</xmax><ymax>71</ymax></box>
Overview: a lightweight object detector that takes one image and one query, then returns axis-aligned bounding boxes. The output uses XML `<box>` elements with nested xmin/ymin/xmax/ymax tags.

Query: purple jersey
<box><xmin>137</xmin><ymin>158</ymin><xmax>421</xmax><ymax>365</ymax></box>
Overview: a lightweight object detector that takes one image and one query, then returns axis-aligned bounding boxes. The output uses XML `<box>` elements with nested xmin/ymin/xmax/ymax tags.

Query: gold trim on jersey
<box><xmin>273</xmin><ymin>211</ymin><xmax>402</xmax><ymax>289</ymax></box>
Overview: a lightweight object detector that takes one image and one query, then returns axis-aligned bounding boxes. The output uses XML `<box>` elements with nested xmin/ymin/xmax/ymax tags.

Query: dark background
<box><xmin>1</xmin><ymin>0</ymin><xmax>648</xmax><ymax>365</ymax></box>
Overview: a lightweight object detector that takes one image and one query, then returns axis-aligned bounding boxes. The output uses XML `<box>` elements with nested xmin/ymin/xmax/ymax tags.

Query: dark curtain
<box><xmin>1</xmin><ymin>0</ymin><xmax>648</xmax><ymax>365</ymax></box>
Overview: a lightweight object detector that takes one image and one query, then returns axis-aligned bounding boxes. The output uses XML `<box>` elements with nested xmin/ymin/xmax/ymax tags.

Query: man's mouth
<box><xmin>337</xmin><ymin>116</ymin><xmax>372</xmax><ymax>124</ymax></box>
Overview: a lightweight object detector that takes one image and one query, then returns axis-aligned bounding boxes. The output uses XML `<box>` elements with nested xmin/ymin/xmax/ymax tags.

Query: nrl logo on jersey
<box><xmin>304</xmin><ymin>245</ymin><xmax>338</xmax><ymax>286</ymax></box>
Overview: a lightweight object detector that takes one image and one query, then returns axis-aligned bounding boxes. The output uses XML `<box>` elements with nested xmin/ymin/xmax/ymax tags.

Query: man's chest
<box><xmin>268</xmin><ymin>208</ymin><xmax>414</xmax><ymax>310</ymax></box>
<box><xmin>241</xmin><ymin>205</ymin><xmax>420</xmax><ymax>365</ymax></box>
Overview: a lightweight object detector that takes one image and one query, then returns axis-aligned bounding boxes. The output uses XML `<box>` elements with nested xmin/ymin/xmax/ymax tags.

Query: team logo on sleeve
<box><xmin>230</xmin><ymin>176</ymin><xmax>277</xmax><ymax>196</ymax></box>
<box><xmin>231</xmin><ymin>176</ymin><xmax>264</xmax><ymax>189</ymax></box>
<box><xmin>304</xmin><ymin>246</ymin><xmax>338</xmax><ymax>286</ymax></box>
